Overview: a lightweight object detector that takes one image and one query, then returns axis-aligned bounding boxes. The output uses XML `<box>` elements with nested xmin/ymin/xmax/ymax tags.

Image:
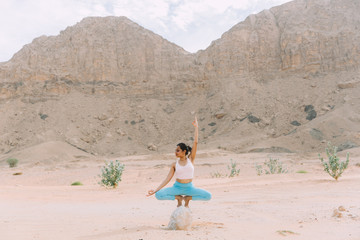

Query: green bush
<box><xmin>7</xmin><ymin>158</ymin><xmax>18</xmax><ymax>168</ymax></box>
<box><xmin>210</xmin><ymin>159</ymin><xmax>240</xmax><ymax>178</ymax></box>
<box><xmin>255</xmin><ymin>164</ymin><xmax>263</xmax><ymax>176</ymax></box>
<box><xmin>319</xmin><ymin>143</ymin><xmax>349</xmax><ymax>181</ymax></box>
<box><xmin>99</xmin><ymin>160</ymin><xmax>125</xmax><ymax>188</ymax></box>
<box><xmin>256</xmin><ymin>158</ymin><xmax>288</xmax><ymax>175</ymax></box>
<box><xmin>227</xmin><ymin>159</ymin><xmax>240</xmax><ymax>177</ymax></box>
<box><xmin>210</xmin><ymin>171</ymin><xmax>223</xmax><ymax>178</ymax></box>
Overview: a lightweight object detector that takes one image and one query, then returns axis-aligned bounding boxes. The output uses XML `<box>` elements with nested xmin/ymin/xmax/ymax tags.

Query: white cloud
<box><xmin>0</xmin><ymin>0</ymin><xmax>292</xmax><ymax>62</ymax></box>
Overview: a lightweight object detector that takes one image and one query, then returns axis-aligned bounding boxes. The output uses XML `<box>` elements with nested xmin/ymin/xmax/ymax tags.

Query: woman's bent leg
<box><xmin>185</xmin><ymin>185</ymin><xmax>212</xmax><ymax>201</ymax></box>
<box><xmin>155</xmin><ymin>184</ymin><xmax>181</xmax><ymax>200</ymax></box>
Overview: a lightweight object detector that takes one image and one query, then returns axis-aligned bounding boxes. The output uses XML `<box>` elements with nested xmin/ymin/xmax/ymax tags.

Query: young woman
<box><xmin>147</xmin><ymin>116</ymin><xmax>212</xmax><ymax>207</ymax></box>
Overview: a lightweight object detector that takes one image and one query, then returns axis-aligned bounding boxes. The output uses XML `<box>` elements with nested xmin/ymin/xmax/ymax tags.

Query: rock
<box><xmin>306</xmin><ymin>110</ymin><xmax>317</xmax><ymax>121</ymax></box>
<box><xmin>333</xmin><ymin>209</ymin><xmax>342</xmax><ymax>218</ymax></box>
<box><xmin>349</xmin><ymin>116</ymin><xmax>360</xmax><ymax>122</ymax></box>
<box><xmin>337</xmin><ymin>81</ymin><xmax>360</xmax><ymax>89</ymax></box>
<box><xmin>337</xmin><ymin>141</ymin><xmax>358</xmax><ymax>151</ymax></box>
<box><xmin>248</xmin><ymin>115</ymin><xmax>261</xmax><ymax>123</ymax></box>
<box><xmin>310</xmin><ymin>128</ymin><xmax>324</xmax><ymax>141</ymax></box>
<box><xmin>249</xmin><ymin>147</ymin><xmax>292</xmax><ymax>153</ymax></box>
<box><xmin>97</xmin><ymin>114</ymin><xmax>108</xmax><ymax>121</ymax></box>
<box><xmin>338</xmin><ymin>206</ymin><xmax>346</xmax><ymax>212</ymax></box>
<box><xmin>234</xmin><ymin>116</ymin><xmax>247</xmax><ymax>122</ymax></box>
<box><xmin>291</xmin><ymin>121</ymin><xmax>301</xmax><ymax>126</ymax></box>
<box><xmin>168</xmin><ymin>206</ymin><xmax>192</xmax><ymax>230</ymax></box>
<box><xmin>304</xmin><ymin>105</ymin><xmax>314</xmax><ymax>113</ymax></box>
<box><xmin>321</xmin><ymin>106</ymin><xmax>331</xmax><ymax>112</ymax></box>
<box><xmin>215</xmin><ymin>110</ymin><xmax>226</xmax><ymax>119</ymax></box>
<box><xmin>39</xmin><ymin>113</ymin><xmax>48</xmax><ymax>120</ymax></box>
<box><xmin>115</xmin><ymin>128</ymin><xmax>126</xmax><ymax>136</ymax></box>
<box><xmin>147</xmin><ymin>144</ymin><xmax>157</xmax><ymax>151</ymax></box>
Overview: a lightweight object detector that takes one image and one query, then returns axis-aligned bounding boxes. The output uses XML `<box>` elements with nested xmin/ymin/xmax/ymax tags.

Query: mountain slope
<box><xmin>0</xmin><ymin>0</ymin><xmax>359</xmax><ymax>157</ymax></box>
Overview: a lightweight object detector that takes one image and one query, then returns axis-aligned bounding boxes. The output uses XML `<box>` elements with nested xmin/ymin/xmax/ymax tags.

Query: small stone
<box><xmin>304</xmin><ymin>105</ymin><xmax>314</xmax><ymax>112</ymax></box>
<box><xmin>333</xmin><ymin>209</ymin><xmax>342</xmax><ymax>218</ymax></box>
<box><xmin>321</xmin><ymin>106</ymin><xmax>331</xmax><ymax>111</ymax></box>
<box><xmin>115</xmin><ymin>128</ymin><xmax>126</xmax><ymax>136</ymax></box>
<box><xmin>248</xmin><ymin>115</ymin><xmax>260</xmax><ymax>123</ymax></box>
<box><xmin>147</xmin><ymin>144</ymin><xmax>157</xmax><ymax>151</ymax></box>
<box><xmin>214</xmin><ymin>110</ymin><xmax>226</xmax><ymax>119</ymax></box>
<box><xmin>306</xmin><ymin>109</ymin><xmax>317</xmax><ymax>121</ymax></box>
<box><xmin>97</xmin><ymin>114</ymin><xmax>108</xmax><ymax>121</ymax></box>
<box><xmin>215</xmin><ymin>113</ymin><xmax>226</xmax><ymax>119</ymax></box>
<box><xmin>337</xmin><ymin>81</ymin><xmax>359</xmax><ymax>89</ymax></box>
<box><xmin>338</xmin><ymin>206</ymin><xmax>346</xmax><ymax>212</ymax></box>
<box><xmin>291</xmin><ymin>121</ymin><xmax>301</xmax><ymax>126</ymax></box>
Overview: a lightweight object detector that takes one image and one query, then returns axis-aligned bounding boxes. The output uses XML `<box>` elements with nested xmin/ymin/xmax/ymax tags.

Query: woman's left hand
<box><xmin>147</xmin><ymin>189</ymin><xmax>155</xmax><ymax>197</ymax></box>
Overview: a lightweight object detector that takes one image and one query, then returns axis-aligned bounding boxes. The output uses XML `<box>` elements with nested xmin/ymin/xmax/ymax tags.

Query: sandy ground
<box><xmin>1</xmin><ymin>149</ymin><xmax>360</xmax><ymax>240</ymax></box>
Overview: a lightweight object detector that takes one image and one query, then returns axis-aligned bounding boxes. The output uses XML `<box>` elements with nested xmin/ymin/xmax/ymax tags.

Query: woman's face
<box><xmin>175</xmin><ymin>146</ymin><xmax>186</xmax><ymax>158</ymax></box>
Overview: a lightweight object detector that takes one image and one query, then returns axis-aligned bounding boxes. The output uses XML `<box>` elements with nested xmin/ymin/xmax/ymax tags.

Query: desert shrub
<box><xmin>319</xmin><ymin>143</ymin><xmax>349</xmax><ymax>181</ymax></box>
<box><xmin>210</xmin><ymin>159</ymin><xmax>240</xmax><ymax>178</ymax></box>
<box><xmin>210</xmin><ymin>171</ymin><xmax>223</xmax><ymax>178</ymax></box>
<box><xmin>255</xmin><ymin>164</ymin><xmax>263</xmax><ymax>176</ymax></box>
<box><xmin>256</xmin><ymin>158</ymin><xmax>288</xmax><ymax>175</ymax></box>
<box><xmin>71</xmin><ymin>181</ymin><xmax>83</xmax><ymax>186</ymax></box>
<box><xmin>7</xmin><ymin>158</ymin><xmax>18</xmax><ymax>168</ymax></box>
<box><xmin>99</xmin><ymin>160</ymin><xmax>125</xmax><ymax>188</ymax></box>
<box><xmin>227</xmin><ymin>159</ymin><xmax>240</xmax><ymax>177</ymax></box>
<box><xmin>296</xmin><ymin>170</ymin><xmax>308</xmax><ymax>174</ymax></box>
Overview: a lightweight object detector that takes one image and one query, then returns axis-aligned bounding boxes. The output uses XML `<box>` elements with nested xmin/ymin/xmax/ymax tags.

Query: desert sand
<box><xmin>1</xmin><ymin>146</ymin><xmax>359</xmax><ymax>240</ymax></box>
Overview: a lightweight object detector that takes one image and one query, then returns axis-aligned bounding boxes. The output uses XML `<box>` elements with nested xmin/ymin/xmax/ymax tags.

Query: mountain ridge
<box><xmin>0</xmin><ymin>0</ymin><xmax>359</xmax><ymax>158</ymax></box>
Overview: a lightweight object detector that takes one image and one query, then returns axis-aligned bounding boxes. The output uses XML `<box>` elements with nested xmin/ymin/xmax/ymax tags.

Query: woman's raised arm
<box><xmin>190</xmin><ymin>116</ymin><xmax>198</xmax><ymax>162</ymax></box>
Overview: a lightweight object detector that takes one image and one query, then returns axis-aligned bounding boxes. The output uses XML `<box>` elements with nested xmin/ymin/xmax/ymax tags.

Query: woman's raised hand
<box><xmin>192</xmin><ymin>116</ymin><xmax>198</xmax><ymax>128</ymax></box>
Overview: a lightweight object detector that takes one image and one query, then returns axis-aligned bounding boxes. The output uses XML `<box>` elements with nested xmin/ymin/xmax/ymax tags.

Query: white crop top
<box><xmin>175</xmin><ymin>158</ymin><xmax>194</xmax><ymax>179</ymax></box>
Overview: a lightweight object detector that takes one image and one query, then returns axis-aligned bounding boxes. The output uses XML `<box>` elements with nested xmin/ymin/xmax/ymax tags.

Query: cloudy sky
<box><xmin>0</xmin><ymin>0</ymin><xmax>292</xmax><ymax>62</ymax></box>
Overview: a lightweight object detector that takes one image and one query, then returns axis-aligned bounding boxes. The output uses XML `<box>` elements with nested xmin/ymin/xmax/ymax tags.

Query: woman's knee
<box><xmin>204</xmin><ymin>191</ymin><xmax>212</xmax><ymax>201</ymax></box>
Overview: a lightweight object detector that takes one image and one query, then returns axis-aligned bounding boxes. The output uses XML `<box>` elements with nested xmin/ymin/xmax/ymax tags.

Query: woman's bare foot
<box><xmin>175</xmin><ymin>195</ymin><xmax>184</xmax><ymax>207</ymax></box>
<box><xmin>184</xmin><ymin>196</ymin><xmax>192</xmax><ymax>208</ymax></box>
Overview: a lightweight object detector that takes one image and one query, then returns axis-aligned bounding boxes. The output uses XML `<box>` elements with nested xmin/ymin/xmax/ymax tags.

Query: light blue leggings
<box><xmin>155</xmin><ymin>181</ymin><xmax>212</xmax><ymax>201</ymax></box>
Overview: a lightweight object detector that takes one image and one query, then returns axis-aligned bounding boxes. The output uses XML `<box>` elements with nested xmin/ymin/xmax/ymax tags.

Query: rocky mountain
<box><xmin>199</xmin><ymin>0</ymin><xmax>360</xmax><ymax>78</ymax></box>
<box><xmin>0</xmin><ymin>16</ymin><xmax>204</xmax><ymax>99</ymax></box>
<box><xmin>0</xmin><ymin>0</ymin><xmax>359</xmax><ymax>159</ymax></box>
